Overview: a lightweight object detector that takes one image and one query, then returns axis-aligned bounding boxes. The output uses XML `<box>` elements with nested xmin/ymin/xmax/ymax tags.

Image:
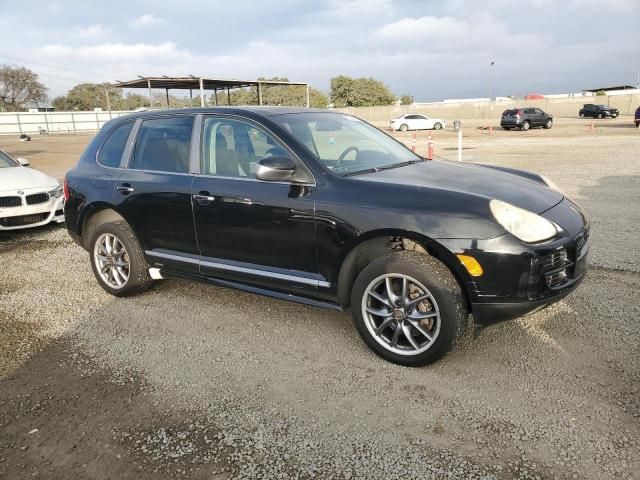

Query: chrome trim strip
<box><xmin>145</xmin><ymin>250</ymin><xmax>331</xmax><ymax>287</ymax></box>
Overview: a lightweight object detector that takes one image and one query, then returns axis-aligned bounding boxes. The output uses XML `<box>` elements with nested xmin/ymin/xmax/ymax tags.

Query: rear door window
<box><xmin>130</xmin><ymin>116</ymin><xmax>194</xmax><ymax>173</ymax></box>
<box><xmin>98</xmin><ymin>122</ymin><xmax>134</xmax><ymax>168</ymax></box>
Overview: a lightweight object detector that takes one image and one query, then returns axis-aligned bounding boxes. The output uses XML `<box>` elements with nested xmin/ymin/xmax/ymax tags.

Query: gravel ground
<box><xmin>1</xmin><ymin>118</ymin><xmax>639</xmax><ymax>479</ymax></box>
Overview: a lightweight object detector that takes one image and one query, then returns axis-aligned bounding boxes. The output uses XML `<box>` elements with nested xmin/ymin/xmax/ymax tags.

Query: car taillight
<box><xmin>63</xmin><ymin>177</ymin><xmax>70</xmax><ymax>201</ymax></box>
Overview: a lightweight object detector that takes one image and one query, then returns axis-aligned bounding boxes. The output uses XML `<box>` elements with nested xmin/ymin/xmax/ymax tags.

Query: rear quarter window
<box><xmin>97</xmin><ymin>122</ymin><xmax>134</xmax><ymax>168</ymax></box>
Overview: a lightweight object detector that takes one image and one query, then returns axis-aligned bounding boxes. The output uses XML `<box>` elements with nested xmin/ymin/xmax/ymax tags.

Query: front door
<box><xmin>112</xmin><ymin>115</ymin><xmax>199</xmax><ymax>273</ymax></box>
<box><xmin>191</xmin><ymin>115</ymin><xmax>320</xmax><ymax>296</ymax></box>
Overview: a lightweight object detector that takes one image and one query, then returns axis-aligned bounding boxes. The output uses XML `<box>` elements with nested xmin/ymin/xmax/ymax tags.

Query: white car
<box><xmin>0</xmin><ymin>149</ymin><xmax>64</xmax><ymax>231</ymax></box>
<box><xmin>390</xmin><ymin>114</ymin><xmax>446</xmax><ymax>132</ymax></box>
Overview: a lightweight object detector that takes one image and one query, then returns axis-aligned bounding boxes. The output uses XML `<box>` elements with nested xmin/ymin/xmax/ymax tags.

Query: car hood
<box><xmin>0</xmin><ymin>166</ymin><xmax>58</xmax><ymax>193</ymax></box>
<box><xmin>356</xmin><ymin>160</ymin><xmax>564</xmax><ymax>214</ymax></box>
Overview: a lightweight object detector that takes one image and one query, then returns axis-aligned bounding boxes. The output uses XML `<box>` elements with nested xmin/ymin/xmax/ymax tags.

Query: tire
<box><xmin>399</xmin><ymin>124</ymin><xmax>409</xmax><ymax>132</ymax></box>
<box><xmin>597</xmin><ymin>113</ymin><xmax>603</xmax><ymax>119</ymax></box>
<box><xmin>88</xmin><ymin>220</ymin><xmax>153</xmax><ymax>297</ymax></box>
<box><xmin>350</xmin><ymin>251</ymin><xmax>467</xmax><ymax>367</ymax></box>
<box><xmin>544</xmin><ymin>118</ymin><xmax>553</xmax><ymax>129</ymax></box>
<box><xmin>579</xmin><ymin>113</ymin><xmax>585</xmax><ymax>119</ymax></box>
<box><xmin>502</xmin><ymin>126</ymin><xmax>511</xmax><ymax>130</ymax></box>
<box><xmin>521</xmin><ymin>120</ymin><xmax>530</xmax><ymax>131</ymax></box>
<box><xmin>433</xmin><ymin>122</ymin><xmax>442</xmax><ymax>130</ymax></box>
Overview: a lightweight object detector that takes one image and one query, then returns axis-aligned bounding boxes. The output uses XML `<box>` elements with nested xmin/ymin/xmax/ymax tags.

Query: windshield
<box><xmin>0</xmin><ymin>150</ymin><xmax>18</xmax><ymax>168</ymax></box>
<box><xmin>272</xmin><ymin>113</ymin><xmax>422</xmax><ymax>175</ymax></box>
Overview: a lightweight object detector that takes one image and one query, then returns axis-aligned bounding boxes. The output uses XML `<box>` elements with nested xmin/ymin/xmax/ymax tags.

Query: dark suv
<box><xmin>500</xmin><ymin>108</ymin><xmax>553</xmax><ymax>131</ymax></box>
<box><xmin>634</xmin><ymin>106</ymin><xmax>640</xmax><ymax>127</ymax></box>
<box><xmin>579</xmin><ymin>104</ymin><xmax>619</xmax><ymax>119</ymax></box>
<box><xmin>64</xmin><ymin>107</ymin><xmax>590</xmax><ymax>366</ymax></box>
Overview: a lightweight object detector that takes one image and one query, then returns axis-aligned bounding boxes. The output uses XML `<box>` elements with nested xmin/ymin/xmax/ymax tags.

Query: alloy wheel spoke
<box><xmin>407</xmin><ymin>310</ymin><xmax>438</xmax><ymax>321</ymax></box>
<box><xmin>375</xmin><ymin>317</ymin><xmax>395</xmax><ymax>335</ymax></box>
<box><xmin>385</xmin><ymin>278</ymin><xmax>400</xmax><ymax>306</ymax></box>
<box><xmin>112</xmin><ymin>266</ymin><xmax>124</xmax><ymax>286</ymax></box>
<box><xmin>400</xmin><ymin>277</ymin><xmax>408</xmax><ymax>305</ymax></box>
<box><xmin>406</xmin><ymin>294</ymin><xmax>430</xmax><ymax>308</ymax></box>
<box><xmin>390</xmin><ymin>324</ymin><xmax>401</xmax><ymax>347</ymax></box>
<box><xmin>368</xmin><ymin>290</ymin><xmax>393</xmax><ymax>308</ymax></box>
<box><xmin>115</xmin><ymin>266</ymin><xmax>129</xmax><ymax>282</ymax></box>
<box><xmin>407</xmin><ymin>319</ymin><xmax>433</xmax><ymax>341</ymax></box>
<box><xmin>366</xmin><ymin>305</ymin><xmax>391</xmax><ymax>317</ymax></box>
<box><xmin>402</xmin><ymin>323</ymin><xmax>420</xmax><ymax>350</ymax></box>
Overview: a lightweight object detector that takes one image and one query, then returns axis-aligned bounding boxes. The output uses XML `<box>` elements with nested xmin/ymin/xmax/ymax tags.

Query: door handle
<box><xmin>193</xmin><ymin>192</ymin><xmax>216</xmax><ymax>204</ymax></box>
<box><xmin>116</xmin><ymin>184</ymin><xmax>135</xmax><ymax>194</ymax></box>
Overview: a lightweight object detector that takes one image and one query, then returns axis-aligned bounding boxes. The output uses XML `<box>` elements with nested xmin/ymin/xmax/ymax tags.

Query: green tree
<box><xmin>330</xmin><ymin>75</ymin><xmax>395</xmax><ymax>107</ymax></box>
<box><xmin>0</xmin><ymin>65</ymin><xmax>48</xmax><ymax>111</ymax></box>
<box><xmin>400</xmin><ymin>94</ymin><xmax>413</xmax><ymax>105</ymax></box>
<box><xmin>52</xmin><ymin>83</ymin><xmax>120</xmax><ymax>111</ymax></box>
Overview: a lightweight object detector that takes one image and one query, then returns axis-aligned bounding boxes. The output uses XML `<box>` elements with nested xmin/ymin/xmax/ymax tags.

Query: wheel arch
<box><xmin>79</xmin><ymin>203</ymin><xmax>126</xmax><ymax>249</ymax></box>
<box><xmin>335</xmin><ymin>230</ymin><xmax>472</xmax><ymax>310</ymax></box>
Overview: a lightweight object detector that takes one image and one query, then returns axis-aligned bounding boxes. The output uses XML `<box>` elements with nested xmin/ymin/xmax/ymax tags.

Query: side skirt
<box><xmin>154</xmin><ymin>268</ymin><xmax>344</xmax><ymax>312</ymax></box>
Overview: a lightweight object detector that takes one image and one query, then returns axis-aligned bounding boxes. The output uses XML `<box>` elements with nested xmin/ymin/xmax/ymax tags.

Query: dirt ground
<box><xmin>1</xmin><ymin>115</ymin><xmax>639</xmax><ymax>480</ymax></box>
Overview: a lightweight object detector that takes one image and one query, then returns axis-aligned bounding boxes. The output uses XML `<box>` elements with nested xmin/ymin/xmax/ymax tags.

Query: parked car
<box><xmin>500</xmin><ymin>108</ymin><xmax>553</xmax><ymax>131</ymax></box>
<box><xmin>390</xmin><ymin>114</ymin><xmax>446</xmax><ymax>132</ymax></box>
<box><xmin>0</xmin><ymin>150</ymin><xmax>64</xmax><ymax>231</ymax></box>
<box><xmin>634</xmin><ymin>106</ymin><xmax>640</xmax><ymax>127</ymax></box>
<box><xmin>578</xmin><ymin>104</ymin><xmax>619</xmax><ymax>119</ymax></box>
<box><xmin>64</xmin><ymin>107</ymin><xmax>590</xmax><ymax>366</ymax></box>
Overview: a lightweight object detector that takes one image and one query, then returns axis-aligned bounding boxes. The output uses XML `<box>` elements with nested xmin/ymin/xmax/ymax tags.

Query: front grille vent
<box><xmin>0</xmin><ymin>196</ymin><xmax>22</xmax><ymax>208</ymax></box>
<box><xmin>26</xmin><ymin>193</ymin><xmax>49</xmax><ymax>205</ymax></box>
<box><xmin>0</xmin><ymin>213</ymin><xmax>48</xmax><ymax>227</ymax></box>
<box><xmin>542</xmin><ymin>249</ymin><xmax>568</xmax><ymax>271</ymax></box>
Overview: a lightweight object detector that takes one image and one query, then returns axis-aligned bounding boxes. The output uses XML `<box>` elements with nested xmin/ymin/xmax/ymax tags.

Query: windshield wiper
<box><xmin>342</xmin><ymin>159</ymin><xmax>425</xmax><ymax>177</ymax></box>
<box><xmin>343</xmin><ymin>167</ymin><xmax>380</xmax><ymax>177</ymax></box>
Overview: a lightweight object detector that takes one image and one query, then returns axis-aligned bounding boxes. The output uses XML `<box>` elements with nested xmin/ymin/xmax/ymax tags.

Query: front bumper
<box><xmin>0</xmin><ymin>195</ymin><xmax>64</xmax><ymax>231</ymax></box>
<box><xmin>439</xmin><ymin>198</ymin><xmax>590</xmax><ymax>326</ymax></box>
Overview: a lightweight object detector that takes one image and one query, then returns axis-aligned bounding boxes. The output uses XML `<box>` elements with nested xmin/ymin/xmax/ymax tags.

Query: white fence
<box><xmin>0</xmin><ymin>110</ymin><xmax>135</xmax><ymax>136</ymax></box>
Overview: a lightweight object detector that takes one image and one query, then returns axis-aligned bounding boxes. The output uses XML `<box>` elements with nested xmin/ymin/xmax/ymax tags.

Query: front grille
<box><xmin>0</xmin><ymin>196</ymin><xmax>22</xmax><ymax>208</ymax></box>
<box><xmin>575</xmin><ymin>230</ymin><xmax>589</xmax><ymax>257</ymax></box>
<box><xmin>541</xmin><ymin>248</ymin><xmax>571</xmax><ymax>289</ymax></box>
<box><xmin>0</xmin><ymin>213</ymin><xmax>48</xmax><ymax>227</ymax></box>
<box><xmin>542</xmin><ymin>250</ymin><xmax>568</xmax><ymax>270</ymax></box>
<box><xmin>26</xmin><ymin>192</ymin><xmax>49</xmax><ymax>205</ymax></box>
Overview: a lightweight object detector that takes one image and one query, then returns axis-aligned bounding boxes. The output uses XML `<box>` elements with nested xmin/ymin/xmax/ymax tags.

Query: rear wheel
<box><xmin>544</xmin><ymin>118</ymin><xmax>553</xmax><ymax>129</ymax></box>
<box><xmin>399</xmin><ymin>124</ymin><xmax>409</xmax><ymax>132</ymax></box>
<box><xmin>351</xmin><ymin>251</ymin><xmax>466</xmax><ymax>367</ymax></box>
<box><xmin>597</xmin><ymin>113</ymin><xmax>603</xmax><ymax>119</ymax></box>
<box><xmin>579</xmin><ymin>113</ymin><xmax>585</xmax><ymax>118</ymax></box>
<box><xmin>521</xmin><ymin>120</ymin><xmax>530</xmax><ymax>131</ymax></box>
<box><xmin>433</xmin><ymin>122</ymin><xmax>442</xmax><ymax>130</ymax></box>
<box><xmin>89</xmin><ymin>220</ymin><xmax>153</xmax><ymax>297</ymax></box>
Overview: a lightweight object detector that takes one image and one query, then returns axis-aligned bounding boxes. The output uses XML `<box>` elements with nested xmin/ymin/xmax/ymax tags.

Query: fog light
<box><xmin>456</xmin><ymin>254</ymin><xmax>483</xmax><ymax>276</ymax></box>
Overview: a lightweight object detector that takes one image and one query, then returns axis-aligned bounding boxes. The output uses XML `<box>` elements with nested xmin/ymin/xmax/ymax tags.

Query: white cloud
<box><xmin>374</xmin><ymin>16</ymin><xmax>467</xmax><ymax>41</ymax></box>
<box><xmin>328</xmin><ymin>0</ymin><xmax>393</xmax><ymax>17</ymax></box>
<box><xmin>40</xmin><ymin>42</ymin><xmax>180</xmax><ymax>61</ymax></box>
<box><xmin>70</xmin><ymin>24</ymin><xmax>109</xmax><ymax>39</ymax></box>
<box><xmin>130</xmin><ymin>14</ymin><xmax>165</xmax><ymax>28</ymax></box>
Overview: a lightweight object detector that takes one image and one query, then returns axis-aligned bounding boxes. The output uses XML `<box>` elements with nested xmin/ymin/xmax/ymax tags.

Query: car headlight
<box><xmin>48</xmin><ymin>185</ymin><xmax>63</xmax><ymax>198</ymax></box>
<box><xmin>489</xmin><ymin>199</ymin><xmax>558</xmax><ymax>243</ymax></box>
<box><xmin>540</xmin><ymin>175</ymin><xmax>562</xmax><ymax>193</ymax></box>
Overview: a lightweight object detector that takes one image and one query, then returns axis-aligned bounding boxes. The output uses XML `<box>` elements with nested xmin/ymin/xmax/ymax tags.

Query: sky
<box><xmin>0</xmin><ymin>0</ymin><xmax>638</xmax><ymax>102</ymax></box>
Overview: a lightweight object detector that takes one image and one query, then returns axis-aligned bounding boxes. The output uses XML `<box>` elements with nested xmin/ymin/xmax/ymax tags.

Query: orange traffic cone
<box><xmin>589</xmin><ymin>120</ymin><xmax>595</xmax><ymax>132</ymax></box>
<box><xmin>411</xmin><ymin>133</ymin><xmax>416</xmax><ymax>152</ymax></box>
<box><xmin>426</xmin><ymin>135</ymin><xmax>434</xmax><ymax>160</ymax></box>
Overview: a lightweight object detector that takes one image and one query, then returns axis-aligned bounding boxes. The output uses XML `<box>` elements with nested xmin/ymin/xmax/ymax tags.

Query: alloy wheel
<box><xmin>361</xmin><ymin>273</ymin><xmax>441</xmax><ymax>356</ymax></box>
<box><xmin>93</xmin><ymin>233</ymin><xmax>130</xmax><ymax>289</ymax></box>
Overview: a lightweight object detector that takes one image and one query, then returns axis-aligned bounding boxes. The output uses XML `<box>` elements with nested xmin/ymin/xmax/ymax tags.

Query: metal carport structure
<box><xmin>112</xmin><ymin>76</ymin><xmax>310</xmax><ymax>108</ymax></box>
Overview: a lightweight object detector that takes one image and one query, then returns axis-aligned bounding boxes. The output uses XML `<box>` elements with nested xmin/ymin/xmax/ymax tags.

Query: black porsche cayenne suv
<box><xmin>64</xmin><ymin>107</ymin><xmax>590</xmax><ymax>366</ymax></box>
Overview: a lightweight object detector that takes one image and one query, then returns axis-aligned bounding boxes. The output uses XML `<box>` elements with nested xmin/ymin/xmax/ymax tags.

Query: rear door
<box><xmin>112</xmin><ymin>115</ymin><xmax>200</xmax><ymax>273</ymax></box>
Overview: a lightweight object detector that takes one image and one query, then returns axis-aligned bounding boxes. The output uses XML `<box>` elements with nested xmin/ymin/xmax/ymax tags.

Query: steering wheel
<box><xmin>336</xmin><ymin>146</ymin><xmax>359</xmax><ymax>166</ymax></box>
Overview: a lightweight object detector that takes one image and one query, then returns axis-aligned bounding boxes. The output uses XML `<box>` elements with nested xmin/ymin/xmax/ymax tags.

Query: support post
<box><xmin>199</xmin><ymin>78</ymin><xmax>205</xmax><ymax>107</ymax></box>
<box><xmin>105</xmin><ymin>86</ymin><xmax>112</xmax><ymax>118</ymax></box>
<box><xmin>214</xmin><ymin>89</ymin><xmax>218</xmax><ymax>106</ymax></box>
<box><xmin>147</xmin><ymin>79</ymin><xmax>153</xmax><ymax>108</ymax></box>
<box><xmin>71</xmin><ymin>112</ymin><xmax>76</xmax><ymax>133</ymax></box>
<box><xmin>306</xmin><ymin>84</ymin><xmax>310</xmax><ymax>108</ymax></box>
<box><xmin>457</xmin><ymin>129</ymin><xmax>462</xmax><ymax>162</ymax></box>
<box><xmin>257</xmin><ymin>82</ymin><xmax>262</xmax><ymax>106</ymax></box>
<box><xmin>16</xmin><ymin>113</ymin><xmax>22</xmax><ymax>134</ymax></box>
<box><xmin>227</xmin><ymin>87</ymin><xmax>231</xmax><ymax>106</ymax></box>
<box><xmin>189</xmin><ymin>89</ymin><xmax>193</xmax><ymax>107</ymax></box>
<box><xmin>165</xmin><ymin>88</ymin><xmax>170</xmax><ymax>108</ymax></box>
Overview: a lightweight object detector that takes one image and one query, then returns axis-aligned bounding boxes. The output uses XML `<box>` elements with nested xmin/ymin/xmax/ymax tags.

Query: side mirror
<box><xmin>17</xmin><ymin>157</ymin><xmax>30</xmax><ymax>167</ymax></box>
<box><xmin>255</xmin><ymin>156</ymin><xmax>297</xmax><ymax>182</ymax></box>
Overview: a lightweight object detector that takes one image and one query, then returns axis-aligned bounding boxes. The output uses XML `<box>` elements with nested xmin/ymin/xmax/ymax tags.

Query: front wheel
<box><xmin>399</xmin><ymin>124</ymin><xmax>409</xmax><ymax>132</ymax></box>
<box><xmin>521</xmin><ymin>120</ymin><xmax>530</xmax><ymax>131</ymax></box>
<box><xmin>597</xmin><ymin>113</ymin><xmax>603</xmax><ymax>119</ymax></box>
<box><xmin>544</xmin><ymin>119</ymin><xmax>553</xmax><ymax>129</ymax></box>
<box><xmin>351</xmin><ymin>252</ymin><xmax>466</xmax><ymax>367</ymax></box>
<box><xmin>579</xmin><ymin>113</ymin><xmax>585</xmax><ymax>118</ymax></box>
<box><xmin>433</xmin><ymin>122</ymin><xmax>442</xmax><ymax>130</ymax></box>
<box><xmin>89</xmin><ymin>220</ymin><xmax>153</xmax><ymax>297</ymax></box>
